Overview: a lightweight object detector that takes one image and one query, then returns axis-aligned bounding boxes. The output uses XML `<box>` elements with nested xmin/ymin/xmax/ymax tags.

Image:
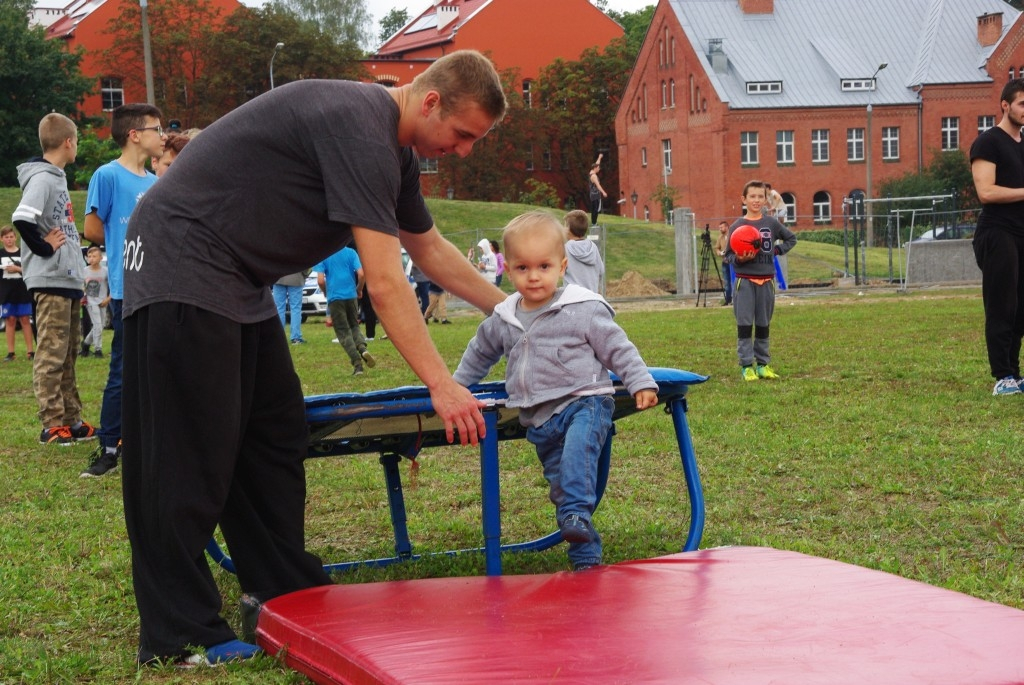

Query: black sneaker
<box><xmin>79</xmin><ymin>444</ymin><xmax>119</xmax><ymax>478</ymax></box>
<box><xmin>69</xmin><ymin>420</ymin><xmax>97</xmax><ymax>442</ymax></box>
<box><xmin>79</xmin><ymin>348</ymin><xmax>90</xmax><ymax>358</ymax></box>
<box><xmin>2</xmin><ymin>352</ymin><xmax>14</xmax><ymax>363</ymax></box>
<box><xmin>40</xmin><ymin>426</ymin><xmax>74</xmax><ymax>446</ymax></box>
<box><xmin>559</xmin><ymin>514</ymin><xmax>595</xmax><ymax>544</ymax></box>
<box><xmin>92</xmin><ymin>350</ymin><xmax>104</xmax><ymax>358</ymax></box>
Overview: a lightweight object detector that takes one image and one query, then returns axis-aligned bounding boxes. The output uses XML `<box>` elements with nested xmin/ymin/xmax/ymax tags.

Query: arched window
<box><xmin>661</xmin><ymin>81</ymin><xmax>667</xmax><ymax>109</ymax></box>
<box><xmin>522</xmin><ymin>79</ymin><xmax>532</xmax><ymax>108</ymax></box>
<box><xmin>813</xmin><ymin>191</ymin><xmax>831</xmax><ymax>224</ymax></box>
<box><xmin>669</xmin><ymin>79</ymin><xmax>676</xmax><ymax>108</ymax></box>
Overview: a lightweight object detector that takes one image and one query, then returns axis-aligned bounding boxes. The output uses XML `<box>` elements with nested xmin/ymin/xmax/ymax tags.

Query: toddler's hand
<box><xmin>634</xmin><ymin>389</ymin><xmax>658</xmax><ymax>411</ymax></box>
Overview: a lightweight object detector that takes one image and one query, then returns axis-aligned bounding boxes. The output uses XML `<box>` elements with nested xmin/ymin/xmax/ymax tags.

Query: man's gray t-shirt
<box><xmin>123</xmin><ymin>80</ymin><xmax>433</xmax><ymax>322</ymax></box>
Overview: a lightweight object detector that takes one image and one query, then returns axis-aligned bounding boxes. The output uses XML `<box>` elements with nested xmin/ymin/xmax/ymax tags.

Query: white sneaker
<box><xmin>993</xmin><ymin>376</ymin><xmax>1021</xmax><ymax>396</ymax></box>
<box><xmin>331</xmin><ymin>338</ymin><xmax>339</xmax><ymax>343</ymax></box>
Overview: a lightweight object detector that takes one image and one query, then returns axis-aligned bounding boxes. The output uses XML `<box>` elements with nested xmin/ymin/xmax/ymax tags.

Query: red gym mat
<box><xmin>256</xmin><ymin>546</ymin><xmax>1024</xmax><ymax>684</ymax></box>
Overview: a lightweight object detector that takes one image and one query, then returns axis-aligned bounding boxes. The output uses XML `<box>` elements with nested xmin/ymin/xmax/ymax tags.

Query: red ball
<box><xmin>730</xmin><ymin>224</ymin><xmax>761</xmax><ymax>255</ymax></box>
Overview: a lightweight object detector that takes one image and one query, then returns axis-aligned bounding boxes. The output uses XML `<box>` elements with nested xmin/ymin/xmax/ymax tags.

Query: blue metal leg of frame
<box><xmin>380</xmin><ymin>452</ymin><xmax>414</xmax><ymax>560</ymax></box>
<box><xmin>481</xmin><ymin>409</ymin><xmax>503</xmax><ymax>575</ymax></box>
<box><xmin>669</xmin><ymin>396</ymin><xmax>704</xmax><ymax>551</ymax></box>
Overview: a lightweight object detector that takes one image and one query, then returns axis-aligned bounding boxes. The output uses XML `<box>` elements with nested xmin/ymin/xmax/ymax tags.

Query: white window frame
<box><xmin>740</xmin><ymin>131</ymin><xmax>758</xmax><ymax>165</ymax></box>
<box><xmin>661</xmin><ymin>139</ymin><xmax>673</xmax><ymax>175</ymax></box>
<box><xmin>811</xmin><ymin>129</ymin><xmax>829</xmax><ymax>163</ymax></box>
<box><xmin>813</xmin><ymin>191</ymin><xmax>831</xmax><ymax>224</ymax></box>
<box><xmin>847</xmin><ymin>128</ymin><xmax>865</xmax><ymax>162</ymax></box>
<box><xmin>746</xmin><ymin>81</ymin><xmax>782</xmax><ymax>95</ymax></box>
<box><xmin>978</xmin><ymin>115</ymin><xmax>995</xmax><ymax>134</ymax></box>
<box><xmin>776</xmin><ymin>130</ymin><xmax>794</xmax><ymax>164</ymax></box>
<box><xmin>101</xmin><ymin>77</ymin><xmax>124</xmax><ymax>111</ymax></box>
<box><xmin>881</xmin><ymin>127</ymin><xmax>899</xmax><ymax>161</ymax></box>
<box><xmin>941</xmin><ymin>117</ymin><xmax>959</xmax><ymax>151</ymax></box>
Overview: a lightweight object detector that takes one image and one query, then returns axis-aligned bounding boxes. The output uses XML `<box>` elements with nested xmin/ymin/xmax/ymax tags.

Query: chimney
<box><xmin>738</xmin><ymin>0</ymin><xmax>773</xmax><ymax>14</ymax></box>
<box><xmin>708</xmin><ymin>39</ymin><xmax>728</xmax><ymax>74</ymax></box>
<box><xmin>978</xmin><ymin>12</ymin><xmax>1003</xmax><ymax>47</ymax></box>
<box><xmin>437</xmin><ymin>2</ymin><xmax>459</xmax><ymax>30</ymax></box>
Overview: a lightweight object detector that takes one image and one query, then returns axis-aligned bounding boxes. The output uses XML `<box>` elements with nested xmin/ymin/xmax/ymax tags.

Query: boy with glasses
<box><xmin>80</xmin><ymin>103</ymin><xmax>164</xmax><ymax>478</ymax></box>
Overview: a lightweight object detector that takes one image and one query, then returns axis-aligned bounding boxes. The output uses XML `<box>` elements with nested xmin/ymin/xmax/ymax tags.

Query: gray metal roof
<box><xmin>670</xmin><ymin>0</ymin><xmax>1020</xmax><ymax>109</ymax></box>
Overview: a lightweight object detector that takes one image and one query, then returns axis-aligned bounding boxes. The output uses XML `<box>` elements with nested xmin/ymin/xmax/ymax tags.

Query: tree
<box><xmin>269</xmin><ymin>0</ymin><xmax>371</xmax><ymax>50</ymax></box>
<box><xmin>877</xmin><ymin>149</ymin><xmax>978</xmax><ymax>213</ymax></box>
<box><xmin>378</xmin><ymin>8</ymin><xmax>409</xmax><ymax>47</ymax></box>
<box><xmin>100</xmin><ymin>0</ymin><xmax>233</xmax><ymax>128</ymax></box>
<box><xmin>533</xmin><ymin>37</ymin><xmax>635</xmax><ymax>206</ymax></box>
<box><xmin>0</xmin><ymin>0</ymin><xmax>92</xmax><ymax>186</ymax></box>
<box><xmin>437</xmin><ymin>66</ymin><xmax>533</xmax><ymax>202</ymax></box>
<box><xmin>606</xmin><ymin>5</ymin><xmax>656</xmax><ymax>57</ymax></box>
<box><xmin>204</xmin><ymin>4</ymin><xmax>366</xmax><ymax>114</ymax></box>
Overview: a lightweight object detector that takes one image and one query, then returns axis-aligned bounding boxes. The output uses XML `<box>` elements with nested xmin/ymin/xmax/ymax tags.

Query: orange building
<box><xmin>365</xmin><ymin>0</ymin><xmax>624</xmax><ymax>197</ymax></box>
<box><xmin>45</xmin><ymin>0</ymin><xmax>241</xmax><ymax>127</ymax></box>
<box><xmin>617</xmin><ymin>0</ymin><xmax>1024</xmax><ymax>228</ymax></box>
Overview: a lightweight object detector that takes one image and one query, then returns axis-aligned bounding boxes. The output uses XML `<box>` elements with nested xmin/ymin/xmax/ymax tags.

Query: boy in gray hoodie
<box><xmin>12</xmin><ymin>113</ymin><xmax>95</xmax><ymax>446</ymax></box>
<box><xmin>563</xmin><ymin>208</ymin><xmax>604</xmax><ymax>293</ymax></box>
<box><xmin>454</xmin><ymin>210</ymin><xmax>658</xmax><ymax>571</ymax></box>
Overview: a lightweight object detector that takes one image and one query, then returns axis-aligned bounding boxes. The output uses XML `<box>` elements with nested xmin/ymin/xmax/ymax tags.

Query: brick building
<box><xmin>364</xmin><ymin>0</ymin><xmax>623</xmax><ymax>197</ymax></box>
<box><xmin>44</xmin><ymin>0</ymin><xmax>241</xmax><ymax>126</ymax></box>
<box><xmin>616</xmin><ymin>0</ymin><xmax>1024</xmax><ymax>226</ymax></box>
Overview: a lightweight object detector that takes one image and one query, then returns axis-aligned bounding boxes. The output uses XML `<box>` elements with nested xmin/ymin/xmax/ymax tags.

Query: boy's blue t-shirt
<box><xmin>313</xmin><ymin>247</ymin><xmax>362</xmax><ymax>302</ymax></box>
<box><xmin>85</xmin><ymin>160</ymin><xmax>157</xmax><ymax>299</ymax></box>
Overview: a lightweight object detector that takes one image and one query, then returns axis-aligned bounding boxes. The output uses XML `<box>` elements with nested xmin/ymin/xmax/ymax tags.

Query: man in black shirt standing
<box><xmin>971</xmin><ymin>78</ymin><xmax>1024</xmax><ymax>396</ymax></box>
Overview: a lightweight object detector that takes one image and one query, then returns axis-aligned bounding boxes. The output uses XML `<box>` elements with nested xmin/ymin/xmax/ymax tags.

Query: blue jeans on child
<box><xmin>272</xmin><ymin>284</ymin><xmax>304</xmax><ymax>342</ymax></box>
<box><xmin>526</xmin><ymin>394</ymin><xmax>614</xmax><ymax>568</ymax></box>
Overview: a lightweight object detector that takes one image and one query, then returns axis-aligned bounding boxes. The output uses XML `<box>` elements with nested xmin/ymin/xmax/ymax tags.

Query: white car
<box><xmin>300</xmin><ymin>275</ymin><xmax>327</xmax><ymax>321</ymax></box>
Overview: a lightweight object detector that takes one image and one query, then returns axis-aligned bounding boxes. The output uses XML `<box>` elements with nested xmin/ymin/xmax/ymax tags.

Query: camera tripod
<box><xmin>696</xmin><ymin>225</ymin><xmax>723</xmax><ymax>308</ymax></box>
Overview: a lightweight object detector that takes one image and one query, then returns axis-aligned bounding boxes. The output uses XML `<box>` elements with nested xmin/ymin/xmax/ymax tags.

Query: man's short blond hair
<box><xmin>563</xmin><ymin>209</ymin><xmax>590</xmax><ymax>238</ymax></box>
<box><xmin>413</xmin><ymin>50</ymin><xmax>507</xmax><ymax>123</ymax></box>
<box><xmin>38</xmin><ymin>113</ymin><xmax>77</xmax><ymax>152</ymax></box>
<box><xmin>503</xmin><ymin>210</ymin><xmax>565</xmax><ymax>259</ymax></box>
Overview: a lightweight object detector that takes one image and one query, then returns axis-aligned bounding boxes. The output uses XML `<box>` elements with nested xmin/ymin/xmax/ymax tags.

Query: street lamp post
<box><xmin>270</xmin><ymin>42</ymin><xmax>285</xmax><ymax>90</ymax></box>
<box><xmin>865</xmin><ymin>61</ymin><xmax>887</xmax><ymax>248</ymax></box>
<box><xmin>631</xmin><ymin>190</ymin><xmax>638</xmax><ymax>220</ymax></box>
<box><xmin>140</xmin><ymin>0</ymin><xmax>154</xmax><ymax>105</ymax></box>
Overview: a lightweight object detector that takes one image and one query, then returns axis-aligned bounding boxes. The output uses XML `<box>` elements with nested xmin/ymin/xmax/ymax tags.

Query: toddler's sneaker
<box><xmin>756</xmin><ymin>364</ymin><xmax>780</xmax><ymax>379</ymax></box>
<box><xmin>741</xmin><ymin>366</ymin><xmax>758</xmax><ymax>382</ymax></box>
<box><xmin>69</xmin><ymin>421</ymin><xmax>97</xmax><ymax>442</ymax></box>
<box><xmin>559</xmin><ymin>513</ymin><xmax>595</xmax><ymax>544</ymax></box>
<box><xmin>992</xmin><ymin>376</ymin><xmax>1020</xmax><ymax>396</ymax></box>
<box><xmin>40</xmin><ymin>426</ymin><xmax>74</xmax><ymax>446</ymax></box>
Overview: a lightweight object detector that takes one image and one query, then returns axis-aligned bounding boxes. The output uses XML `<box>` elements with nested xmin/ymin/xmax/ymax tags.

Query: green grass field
<box><xmin>1</xmin><ymin>284</ymin><xmax>1022</xmax><ymax>683</ymax></box>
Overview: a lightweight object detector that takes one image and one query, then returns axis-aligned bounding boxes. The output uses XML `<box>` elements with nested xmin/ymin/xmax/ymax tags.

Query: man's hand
<box><xmin>635</xmin><ymin>390</ymin><xmax>659</xmax><ymax>411</ymax></box>
<box><xmin>43</xmin><ymin>228</ymin><xmax>66</xmax><ymax>250</ymax></box>
<box><xmin>429</xmin><ymin>378</ymin><xmax>488</xmax><ymax>446</ymax></box>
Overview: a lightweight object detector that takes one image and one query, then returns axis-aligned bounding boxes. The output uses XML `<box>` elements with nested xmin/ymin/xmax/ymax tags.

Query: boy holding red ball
<box><xmin>724</xmin><ymin>180</ymin><xmax>797</xmax><ymax>382</ymax></box>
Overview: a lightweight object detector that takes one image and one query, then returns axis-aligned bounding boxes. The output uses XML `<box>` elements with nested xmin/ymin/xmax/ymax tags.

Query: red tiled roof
<box><xmin>377</xmin><ymin>0</ymin><xmax>491</xmax><ymax>56</ymax></box>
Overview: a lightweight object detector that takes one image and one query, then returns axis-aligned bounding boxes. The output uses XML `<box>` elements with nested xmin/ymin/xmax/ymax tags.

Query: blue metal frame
<box><xmin>207</xmin><ymin>367</ymin><xmax>707</xmax><ymax>576</ymax></box>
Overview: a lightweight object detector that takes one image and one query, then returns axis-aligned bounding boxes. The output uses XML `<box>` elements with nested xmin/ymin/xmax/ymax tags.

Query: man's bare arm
<box><xmin>973</xmin><ymin>158</ymin><xmax>1024</xmax><ymax>204</ymax></box>
<box><xmin>353</xmin><ymin>227</ymin><xmax>487</xmax><ymax>445</ymax></box>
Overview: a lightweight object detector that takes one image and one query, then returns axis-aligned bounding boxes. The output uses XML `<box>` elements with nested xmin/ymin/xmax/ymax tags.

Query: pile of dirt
<box><xmin>606</xmin><ymin>271</ymin><xmax>670</xmax><ymax>298</ymax></box>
